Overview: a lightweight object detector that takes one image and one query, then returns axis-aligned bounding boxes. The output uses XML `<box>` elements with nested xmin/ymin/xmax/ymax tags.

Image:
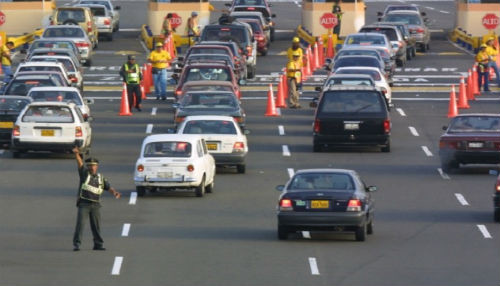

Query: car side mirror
<box><xmin>442</xmin><ymin>126</ymin><xmax>447</xmax><ymax>131</ymax></box>
<box><xmin>243</xmin><ymin>129</ymin><xmax>251</xmax><ymax>135</ymax></box>
<box><xmin>225</xmin><ymin>3</ymin><xmax>231</xmax><ymax>7</ymax></box>
<box><xmin>276</xmin><ymin>185</ymin><xmax>285</xmax><ymax>191</ymax></box>
<box><xmin>315</xmin><ymin>86</ymin><xmax>322</xmax><ymax>92</ymax></box>
<box><xmin>366</xmin><ymin>186</ymin><xmax>377</xmax><ymax>192</ymax></box>
<box><xmin>172</xmin><ymin>103</ymin><xmax>180</xmax><ymax>109</ymax></box>
<box><xmin>86</xmin><ymin>98</ymin><xmax>94</xmax><ymax>105</ymax></box>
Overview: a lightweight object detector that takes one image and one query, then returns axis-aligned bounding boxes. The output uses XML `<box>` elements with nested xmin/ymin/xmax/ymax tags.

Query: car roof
<box><xmin>184</xmin><ymin>62</ymin><xmax>232</xmax><ymax>68</ymax></box>
<box><xmin>143</xmin><ymin>134</ymin><xmax>203</xmax><ymax>145</ymax></box>
<box><xmin>323</xmin><ymin>85</ymin><xmax>379</xmax><ymax>92</ymax></box>
<box><xmin>294</xmin><ymin>169</ymin><xmax>357</xmax><ymax>175</ymax></box>
<box><xmin>12</xmin><ymin>74</ymin><xmax>56</xmax><ymax>79</ymax></box>
<box><xmin>327</xmin><ymin>74</ymin><xmax>374</xmax><ymax>80</ymax></box>
<box><xmin>20</xmin><ymin>61</ymin><xmax>64</xmax><ymax>67</ymax></box>
<box><xmin>184</xmin><ymin>115</ymin><xmax>237</xmax><ymax>121</ymax></box>
<box><xmin>75</xmin><ymin>3</ymin><xmax>107</xmax><ymax>8</ymax></box>
<box><xmin>386</xmin><ymin>10</ymin><xmax>421</xmax><ymax>15</ymax></box>
<box><xmin>230</xmin><ymin>11</ymin><xmax>265</xmax><ymax>17</ymax></box>
<box><xmin>335</xmin><ymin>66</ymin><xmax>382</xmax><ymax>72</ymax></box>
<box><xmin>186</xmin><ymin>90</ymin><xmax>235</xmax><ymax>95</ymax></box>
<box><xmin>0</xmin><ymin>95</ymin><xmax>33</xmax><ymax>101</ymax></box>
<box><xmin>28</xmin><ymin>86</ymin><xmax>81</xmax><ymax>92</ymax></box>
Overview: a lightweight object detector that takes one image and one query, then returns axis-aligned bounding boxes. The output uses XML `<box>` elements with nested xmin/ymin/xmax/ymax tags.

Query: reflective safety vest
<box><xmin>80</xmin><ymin>173</ymin><xmax>105</xmax><ymax>202</ymax></box>
<box><xmin>124</xmin><ymin>63</ymin><xmax>140</xmax><ymax>84</ymax></box>
<box><xmin>287</xmin><ymin>60</ymin><xmax>302</xmax><ymax>83</ymax></box>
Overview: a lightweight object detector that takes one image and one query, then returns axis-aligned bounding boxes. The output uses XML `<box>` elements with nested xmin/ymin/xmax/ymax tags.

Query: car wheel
<box><xmin>195</xmin><ymin>175</ymin><xmax>205</xmax><ymax>197</ymax></box>
<box><xmin>107</xmin><ymin>33</ymin><xmax>113</xmax><ymax>41</ymax></box>
<box><xmin>381</xmin><ymin>142</ymin><xmax>391</xmax><ymax>153</ymax></box>
<box><xmin>277</xmin><ymin>225</ymin><xmax>288</xmax><ymax>240</ymax></box>
<box><xmin>206</xmin><ymin>178</ymin><xmax>214</xmax><ymax>193</ymax></box>
<box><xmin>367</xmin><ymin>220</ymin><xmax>374</xmax><ymax>235</ymax></box>
<box><xmin>114</xmin><ymin>23</ymin><xmax>120</xmax><ymax>32</ymax></box>
<box><xmin>426</xmin><ymin>43</ymin><xmax>430</xmax><ymax>51</ymax></box>
<box><xmin>355</xmin><ymin>223</ymin><xmax>367</xmax><ymax>242</ymax></box>
<box><xmin>136</xmin><ymin>186</ymin><xmax>146</xmax><ymax>197</ymax></box>
<box><xmin>420</xmin><ymin>43</ymin><xmax>427</xmax><ymax>53</ymax></box>
<box><xmin>313</xmin><ymin>143</ymin><xmax>321</xmax><ymax>152</ymax></box>
<box><xmin>237</xmin><ymin>164</ymin><xmax>246</xmax><ymax>174</ymax></box>
<box><xmin>494</xmin><ymin>210</ymin><xmax>500</xmax><ymax>222</ymax></box>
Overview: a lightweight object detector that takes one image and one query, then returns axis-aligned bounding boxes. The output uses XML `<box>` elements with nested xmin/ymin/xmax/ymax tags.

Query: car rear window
<box><xmin>19</xmin><ymin>66</ymin><xmax>62</xmax><ymax>73</ymax></box>
<box><xmin>6</xmin><ymin>79</ymin><xmax>58</xmax><ymax>95</ymax></box>
<box><xmin>337</xmin><ymin>50</ymin><xmax>379</xmax><ymax>59</ymax></box>
<box><xmin>184</xmin><ymin>85</ymin><xmax>233</xmax><ymax>93</ymax></box>
<box><xmin>289</xmin><ymin>173</ymin><xmax>355</xmax><ymax>191</ymax></box>
<box><xmin>320</xmin><ymin>91</ymin><xmax>384</xmax><ymax>114</ymax></box>
<box><xmin>57</xmin><ymin>9</ymin><xmax>86</xmax><ymax>22</ymax></box>
<box><xmin>385</xmin><ymin>14</ymin><xmax>421</xmax><ymax>25</ymax></box>
<box><xmin>0</xmin><ymin>98</ymin><xmax>31</xmax><ymax>112</ymax></box>
<box><xmin>22</xmin><ymin>106</ymin><xmax>74</xmax><ymax>123</ymax></box>
<box><xmin>183</xmin><ymin>120</ymin><xmax>237</xmax><ymax>135</ymax></box>
<box><xmin>243</xmin><ymin>21</ymin><xmax>263</xmax><ymax>33</ymax></box>
<box><xmin>44</xmin><ymin>28</ymin><xmax>85</xmax><ymax>38</ymax></box>
<box><xmin>333</xmin><ymin>57</ymin><xmax>380</xmax><ymax>70</ymax></box>
<box><xmin>143</xmin><ymin>142</ymin><xmax>192</xmax><ymax>158</ymax></box>
<box><xmin>88</xmin><ymin>7</ymin><xmax>106</xmax><ymax>16</ymax></box>
<box><xmin>345</xmin><ymin>35</ymin><xmax>386</xmax><ymax>45</ymax></box>
<box><xmin>189</xmin><ymin>47</ymin><xmax>232</xmax><ymax>57</ymax></box>
<box><xmin>184</xmin><ymin>67</ymin><xmax>231</xmax><ymax>82</ymax></box>
<box><xmin>449</xmin><ymin>116</ymin><xmax>500</xmax><ymax>132</ymax></box>
<box><xmin>29</xmin><ymin>91</ymin><xmax>82</xmax><ymax>105</ymax></box>
<box><xmin>30</xmin><ymin>41</ymin><xmax>73</xmax><ymax>51</ymax></box>
<box><xmin>325</xmin><ymin>78</ymin><xmax>374</xmax><ymax>87</ymax></box>
<box><xmin>335</xmin><ymin>69</ymin><xmax>382</xmax><ymax>81</ymax></box>
<box><xmin>360</xmin><ymin>28</ymin><xmax>398</xmax><ymax>41</ymax></box>
<box><xmin>202</xmin><ymin>27</ymin><xmax>249</xmax><ymax>46</ymax></box>
<box><xmin>181</xmin><ymin>93</ymin><xmax>238</xmax><ymax>109</ymax></box>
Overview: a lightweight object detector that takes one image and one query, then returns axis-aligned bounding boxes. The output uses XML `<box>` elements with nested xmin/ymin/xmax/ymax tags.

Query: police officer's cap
<box><xmin>292</xmin><ymin>37</ymin><xmax>300</xmax><ymax>43</ymax></box>
<box><xmin>128</xmin><ymin>55</ymin><xmax>136</xmax><ymax>60</ymax></box>
<box><xmin>85</xmin><ymin>157</ymin><xmax>99</xmax><ymax>165</ymax></box>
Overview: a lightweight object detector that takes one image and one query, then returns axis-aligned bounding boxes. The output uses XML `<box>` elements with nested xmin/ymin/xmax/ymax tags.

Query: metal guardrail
<box><xmin>5</xmin><ymin>28</ymin><xmax>44</xmax><ymax>52</ymax></box>
<box><xmin>451</xmin><ymin>28</ymin><xmax>498</xmax><ymax>53</ymax></box>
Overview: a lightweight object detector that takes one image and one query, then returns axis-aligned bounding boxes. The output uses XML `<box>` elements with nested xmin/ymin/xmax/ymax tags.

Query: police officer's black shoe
<box><xmin>93</xmin><ymin>246</ymin><xmax>106</xmax><ymax>251</ymax></box>
<box><xmin>73</xmin><ymin>246</ymin><xmax>80</xmax><ymax>251</ymax></box>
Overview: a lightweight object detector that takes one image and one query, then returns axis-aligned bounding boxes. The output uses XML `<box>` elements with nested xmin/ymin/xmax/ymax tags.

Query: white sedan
<box><xmin>27</xmin><ymin>86</ymin><xmax>93</xmax><ymax>119</ymax></box>
<box><xmin>11</xmin><ymin>101</ymin><xmax>92</xmax><ymax>158</ymax></box>
<box><xmin>333</xmin><ymin>66</ymin><xmax>392</xmax><ymax>105</ymax></box>
<box><xmin>134</xmin><ymin>134</ymin><xmax>216</xmax><ymax>197</ymax></box>
<box><xmin>177</xmin><ymin>115</ymin><xmax>249</xmax><ymax>173</ymax></box>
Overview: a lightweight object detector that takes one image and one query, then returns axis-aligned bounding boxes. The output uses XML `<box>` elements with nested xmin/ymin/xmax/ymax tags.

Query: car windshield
<box><xmin>320</xmin><ymin>91</ymin><xmax>384</xmax><ymax>113</ymax></box>
<box><xmin>183</xmin><ymin>120</ymin><xmax>237</xmax><ymax>135</ymax></box>
<box><xmin>19</xmin><ymin>66</ymin><xmax>63</xmax><ymax>73</ymax></box>
<box><xmin>235</xmin><ymin>0</ymin><xmax>264</xmax><ymax>5</ymax></box>
<box><xmin>289</xmin><ymin>173</ymin><xmax>355</xmax><ymax>191</ymax></box>
<box><xmin>345</xmin><ymin>35</ymin><xmax>387</xmax><ymax>46</ymax></box>
<box><xmin>335</xmin><ymin>69</ymin><xmax>382</xmax><ymax>81</ymax></box>
<box><xmin>88</xmin><ymin>7</ymin><xmax>106</xmax><ymax>16</ymax></box>
<box><xmin>44</xmin><ymin>28</ymin><xmax>85</xmax><ymax>38</ymax></box>
<box><xmin>385</xmin><ymin>14</ymin><xmax>422</xmax><ymax>25</ymax></box>
<box><xmin>333</xmin><ymin>57</ymin><xmax>380</xmax><ymax>70</ymax></box>
<box><xmin>6</xmin><ymin>79</ymin><xmax>59</xmax><ymax>95</ymax></box>
<box><xmin>202</xmin><ymin>28</ymin><xmax>248</xmax><ymax>46</ymax></box>
<box><xmin>361</xmin><ymin>28</ymin><xmax>398</xmax><ymax>41</ymax></box>
<box><xmin>449</xmin><ymin>116</ymin><xmax>500</xmax><ymax>132</ymax></box>
<box><xmin>0</xmin><ymin>98</ymin><xmax>31</xmax><ymax>112</ymax></box>
<box><xmin>185</xmin><ymin>67</ymin><xmax>231</xmax><ymax>82</ymax></box>
<box><xmin>80</xmin><ymin>0</ymin><xmax>111</xmax><ymax>10</ymax></box>
<box><xmin>386</xmin><ymin>6</ymin><xmax>418</xmax><ymax>13</ymax></box>
<box><xmin>337</xmin><ymin>50</ymin><xmax>379</xmax><ymax>60</ymax></box>
<box><xmin>143</xmin><ymin>142</ymin><xmax>192</xmax><ymax>158</ymax></box>
<box><xmin>56</xmin><ymin>9</ymin><xmax>86</xmax><ymax>22</ymax></box>
<box><xmin>325</xmin><ymin>78</ymin><xmax>374</xmax><ymax>87</ymax></box>
<box><xmin>29</xmin><ymin>90</ymin><xmax>82</xmax><ymax>105</ymax></box>
<box><xmin>180</xmin><ymin>93</ymin><xmax>238</xmax><ymax>109</ymax></box>
<box><xmin>22</xmin><ymin>106</ymin><xmax>74</xmax><ymax>123</ymax></box>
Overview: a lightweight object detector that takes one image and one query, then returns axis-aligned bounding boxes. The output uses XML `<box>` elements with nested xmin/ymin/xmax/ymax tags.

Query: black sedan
<box><xmin>276</xmin><ymin>169</ymin><xmax>376</xmax><ymax>241</ymax></box>
<box><xmin>0</xmin><ymin>96</ymin><xmax>32</xmax><ymax>148</ymax></box>
<box><xmin>439</xmin><ymin>114</ymin><xmax>500</xmax><ymax>172</ymax></box>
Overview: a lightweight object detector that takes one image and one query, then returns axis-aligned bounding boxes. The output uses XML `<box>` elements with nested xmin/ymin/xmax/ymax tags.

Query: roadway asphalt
<box><xmin>1</xmin><ymin>0</ymin><xmax>499</xmax><ymax>285</ymax></box>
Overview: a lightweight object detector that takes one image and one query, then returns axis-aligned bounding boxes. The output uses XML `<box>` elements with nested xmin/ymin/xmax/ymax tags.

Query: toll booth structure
<box><xmin>455</xmin><ymin>0</ymin><xmax>500</xmax><ymax>37</ymax></box>
<box><xmin>0</xmin><ymin>0</ymin><xmax>54</xmax><ymax>35</ymax></box>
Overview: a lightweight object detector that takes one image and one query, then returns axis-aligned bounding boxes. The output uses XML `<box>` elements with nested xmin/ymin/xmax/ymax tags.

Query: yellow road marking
<box><xmin>114</xmin><ymin>50</ymin><xmax>141</xmax><ymax>55</ymax></box>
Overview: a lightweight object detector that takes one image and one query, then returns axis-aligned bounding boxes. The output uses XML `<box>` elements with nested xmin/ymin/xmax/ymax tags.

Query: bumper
<box><xmin>97</xmin><ymin>26</ymin><xmax>113</xmax><ymax>34</ymax></box>
<box><xmin>0</xmin><ymin>131</ymin><xmax>12</xmax><ymax>147</ymax></box>
<box><xmin>439</xmin><ymin>149</ymin><xmax>500</xmax><ymax>164</ymax></box>
<box><xmin>11</xmin><ymin>139</ymin><xmax>84</xmax><ymax>151</ymax></box>
<box><xmin>278</xmin><ymin>211</ymin><xmax>366</xmax><ymax>230</ymax></box>
<box><xmin>134</xmin><ymin>176</ymin><xmax>200</xmax><ymax>188</ymax></box>
<box><xmin>211</xmin><ymin>152</ymin><xmax>246</xmax><ymax>165</ymax></box>
<box><xmin>314</xmin><ymin>134</ymin><xmax>390</xmax><ymax>148</ymax></box>
<box><xmin>78</xmin><ymin>48</ymin><xmax>91</xmax><ymax>60</ymax></box>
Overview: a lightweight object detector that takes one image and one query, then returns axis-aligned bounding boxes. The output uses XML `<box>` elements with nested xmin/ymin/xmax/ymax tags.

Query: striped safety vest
<box><xmin>79</xmin><ymin>173</ymin><xmax>105</xmax><ymax>202</ymax></box>
<box><xmin>124</xmin><ymin>63</ymin><xmax>140</xmax><ymax>84</ymax></box>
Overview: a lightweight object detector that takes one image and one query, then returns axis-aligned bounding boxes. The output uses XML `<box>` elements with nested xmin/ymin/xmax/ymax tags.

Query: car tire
<box><xmin>426</xmin><ymin>43</ymin><xmax>430</xmax><ymax>51</ymax></box>
<box><xmin>494</xmin><ymin>210</ymin><xmax>500</xmax><ymax>222</ymax></box>
<box><xmin>84</xmin><ymin>59</ymin><xmax>92</xmax><ymax>67</ymax></box>
<box><xmin>206</xmin><ymin>179</ymin><xmax>214</xmax><ymax>193</ymax></box>
<box><xmin>136</xmin><ymin>186</ymin><xmax>146</xmax><ymax>197</ymax></box>
<box><xmin>237</xmin><ymin>164</ymin><xmax>246</xmax><ymax>174</ymax></box>
<box><xmin>195</xmin><ymin>175</ymin><xmax>205</xmax><ymax>197</ymax></box>
<box><xmin>114</xmin><ymin>23</ymin><xmax>120</xmax><ymax>32</ymax></box>
<box><xmin>107</xmin><ymin>33</ymin><xmax>113</xmax><ymax>41</ymax></box>
<box><xmin>441</xmin><ymin>159</ymin><xmax>458</xmax><ymax>173</ymax></box>
<box><xmin>421</xmin><ymin>43</ymin><xmax>427</xmax><ymax>53</ymax></box>
<box><xmin>355</xmin><ymin>223</ymin><xmax>367</xmax><ymax>242</ymax></box>
<box><xmin>381</xmin><ymin>142</ymin><xmax>391</xmax><ymax>153</ymax></box>
<box><xmin>277</xmin><ymin>226</ymin><xmax>288</xmax><ymax>240</ymax></box>
<box><xmin>367</xmin><ymin>220</ymin><xmax>374</xmax><ymax>235</ymax></box>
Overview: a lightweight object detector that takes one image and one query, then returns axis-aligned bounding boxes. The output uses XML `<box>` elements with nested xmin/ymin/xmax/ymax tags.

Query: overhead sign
<box><xmin>0</xmin><ymin>11</ymin><xmax>6</xmax><ymax>26</ymax></box>
<box><xmin>169</xmin><ymin>13</ymin><xmax>182</xmax><ymax>29</ymax></box>
<box><xmin>482</xmin><ymin>13</ymin><xmax>499</xmax><ymax>30</ymax></box>
<box><xmin>320</xmin><ymin>13</ymin><xmax>338</xmax><ymax>29</ymax></box>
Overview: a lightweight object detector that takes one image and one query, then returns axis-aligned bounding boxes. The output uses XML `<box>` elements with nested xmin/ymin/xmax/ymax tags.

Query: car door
<box><xmin>201</xmin><ymin>139</ymin><xmax>215</xmax><ymax>183</ymax></box>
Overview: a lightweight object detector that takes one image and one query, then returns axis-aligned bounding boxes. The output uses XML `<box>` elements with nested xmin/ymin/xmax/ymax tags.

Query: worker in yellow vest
<box><xmin>476</xmin><ymin>44</ymin><xmax>490</xmax><ymax>92</ymax></box>
<box><xmin>287</xmin><ymin>37</ymin><xmax>304</xmax><ymax>62</ymax></box>
<box><xmin>287</xmin><ymin>51</ymin><xmax>303</xmax><ymax>108</ymax></box>
<box><xmin>486</xmin><ymin>37</ymin><xmax>500</xmax><ymax>86</ymax></box>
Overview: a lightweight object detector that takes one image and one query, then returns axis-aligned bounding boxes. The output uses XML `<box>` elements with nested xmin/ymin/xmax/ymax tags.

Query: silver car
<box><xmin>382</xmin><ymin>10</ymin><xmax>430</xmax><ymax>52</ymax></box>
<box><xmin>75</xmin><ymin>4</ymin><xmax>114</xmax><ymax>41</ymax></box>
<box><xmin>41</xmin><ymin>25</ymin><xmax>94</xmax><ymax>66</ymax></box>
<box><xmin>342</xmin><ymin>33</ymin><xmax>394</xmax><ymax>59</ymax></box>
<box><xmin>77</xmin><ymin>0</ymin><xmax>120</xmax><ymax>32</ymax></box>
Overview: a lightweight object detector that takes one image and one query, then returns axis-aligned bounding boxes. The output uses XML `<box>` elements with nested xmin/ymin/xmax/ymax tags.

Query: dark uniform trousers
<box><xmin>73</xmin><ymin>201</ymin><xmax>103</xmax><ymax>248</ymax></box>
<box><xmin>127</xmin><ymin>83</ymin><xmax>142</xmax><ymax>109</ymax></box>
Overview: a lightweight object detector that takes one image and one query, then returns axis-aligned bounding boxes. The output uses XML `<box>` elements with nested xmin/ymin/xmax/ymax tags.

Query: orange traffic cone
<box><xmin>276</xmin><ymin>75</ymin><xmax>287</xmax><ymax>108</ymax></box>
<box><xmin>265</xmin><ymin>83</ymin><xmax>279</xmax><ymax>117</ymax></box>
<box><xmin>313</xmin><ymin>43</ymin><xmax>320</xmax><ymax>70</ymax></box>
<box><xmin>457</xmin><ymin>76</ymin><xmax>470</xmax><ymax>109</ymax></box>
<box><xmin>282</xmin><ymin>73</ymin><xmax>289</xmax><ymax>99</ymax></box>
<box><xmin>119</xmin><ymin>82</ymin><xmax>132</xmax><ymax>116</ymax></box>
<box><xmin>326</xmin><ymin>33</ymin><xmax>334</xmax><ymax>59</ymax></box>
<box><xmin>142</xmin><ymin>64</ymin><xmax>150</xmax><ymax>94</ymax></box>
<box><xmin>140</xmin><ymin>81</ymin><xmax>147</xmax><ymax>100</ymax></box>
<box><xmin>304</xmin><ymin>50</ymin><xmax>311</xmax><ymax>78</ymax></box>
<box><xmin>489</xmin><ymin>67</ymin><xmax>495</xmax><ymax>81</ymax></box>
<box><xmin>472</xmin><ymin>65</ymin><xmax>480</xmax><ymax>95</ymax></box>
<box><xmin>317</xmin><ymin>37</ymin><xmax>324</xmax><ymax>67</ymax></box>
<box><xmin>448</xmin><ymin>84</ymin><xmax>458</xmax><ymax>118</ymax></box>
<box><xmin>466</xmin><ymin>69</ymin><xmax>475</xmax><ymax>101</ymax></box>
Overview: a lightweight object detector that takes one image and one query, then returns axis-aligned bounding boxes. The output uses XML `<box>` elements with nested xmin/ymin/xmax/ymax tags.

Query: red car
<box><xmin>239</xmin><ymin>18</ymin><xmax>269</xmax><ymax>56</ymax></box>
<box><xmin>439</xmin><ymin>114</ymin><xmax>500</xmax><ymax>172</ymax></box>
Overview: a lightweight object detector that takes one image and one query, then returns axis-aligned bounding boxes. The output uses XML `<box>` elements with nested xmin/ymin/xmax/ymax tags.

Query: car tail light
<box><xmin>70</xmin><ymin>77</ymin><xmax>78</xmax><ymax>83</ymax></box>
<box><xmin>233</xmin><ymin>142</ymin><xmax>245</xmax><ymax>152</ymax></box>
<box><xmin>187</xmin><ymin>164</ymin><xmax>194</xmax><ymax>172</ymax></box>
<box><xmin>383</xmin><ymin>119</ymin><xmax>391</xmax><ymax>134</ymax></box>
<box><xmin>279</xmin><ymin>199</ymin><xmax>293</xmax><ymax>211</ymax></box>
<box><xmin>87</xmin><ymin>21</ymin><xmax>92</xmax><ymax>33</ymax></box>
<box><xmin>496</xmin><ymin>180</ymin><xmax>500</xmax><ymax>192</ymax></box>
<box><xmin>175</xmin><ymin>116</ymin><xmax>185</xmax><ymax>123</ymax></box>
<box><xmin>76</xmin><ymin>42</ymin><xmax>90</xmax><ymax>48</ymax></box>
<box><xmin>416</xmin><ymin>27</ymin><xmax>425</xmax><ymax>34</ymax></box>
<box><xmin>233</xmin><ymin>116</ymin><xmax>243</xmax><ymax>123</ymax></box>
<box><xmin>247</xmin><ymin>7</ymin><xmax>255</xmax><ymax>10</ymax></box>
<box><xmin>104</xmin><ymin>18</ymin><xmax>111</xmax><ymax>25</ymax></box>
<box><xmin>313</xmin><ymin>119</ymin><xmax>320</xmax><ymax>133</ymax></box>
<box><xmin>347</xmin><ymin>199</ymin><xmax>362</xmax><ymax>211</ymax></box>
<box><xmin>439</xmin><ymin>140</ymin><xmax>458</xmax><ymax>149</ymax></box>
<box><xmin>12</xmin><ymin>125</ymin><xmax>20</xmax><ymax>137</ymax></box>
<box><xmin>246</xmin><ymin>45</ymin><xmax>253</xmax><ymax>55</ymax></box>
<box><xmin>75</xmin><ymin>126</ymin><xmax>83</xmax><ymax>137</ymax></box>
<box><xmin>494</xmin><ymin>142</ymin><xmax>500</xmax><ymax>150</ymax></box>
<box><xmin>137</xmin><ymin>164</ymin><xmax>144</xmax><ymax>172</ymax></box>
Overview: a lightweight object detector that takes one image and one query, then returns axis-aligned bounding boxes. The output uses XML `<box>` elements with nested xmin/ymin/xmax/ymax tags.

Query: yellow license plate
<box><xmin>206</xmin><ymin>143</ymin><xmax>218</xmax><ymax>150</ymax></box>
<box><xmin>41</xmin><ymin>129</ymin><xmax>55</xmax><ymax>136</ymax></box>
<box><xmin>311</xmin><ymin>200</ymin><xmax>329</xmax><ymax>209</ymax></box>
<box><xmin>0</xmin><ymin>122</ymin><xmax>13</xmax><ymax>128</ymax></box>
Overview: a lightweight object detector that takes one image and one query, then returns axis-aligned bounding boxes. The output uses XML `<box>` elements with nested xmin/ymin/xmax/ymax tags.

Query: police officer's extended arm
<box><xmin>108</xmin><ymin>187</ymin><xmax>121</xmax><ymax>199</ymax></box>
<box><xmin>72</xmin><ymin>147</ymin><xmax>83</xmax><ymax>168</ymax></box>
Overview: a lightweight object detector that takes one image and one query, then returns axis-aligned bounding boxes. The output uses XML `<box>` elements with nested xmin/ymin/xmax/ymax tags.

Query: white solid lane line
<box><xmin>437</xmin><ymin>168</ymin><xmax>451</xmax><ymax>180</ymax></box>
<box><xmin>409</xmin><ymin>126</ymin><xmax>419</xmax><ymax>137</ymax></box>
<box><xmin>146</xmin><ymin>124</ymin><xmax>153</xmax><ymax>134</ymax></box>
<box><xmin>396</xmin><ymin>108</ymin><xmax>406</xmax><ymax>117</ymax></box>
<box><xmin>278</xmin><ymin>125</ymin><xmax>285</xmax><ymax>136</ymax></box>
<box><xmin>121</xmin><ymin>223</ymin><xmax>131</xmax><ymax>237</ymax></box>
<box><xmin>477</xmin><ymin>225</ymin><xmax>492</xmax><ymax>239</ymax></box>
<box><xmin>282</xmin><ymin>145</ymin><xmax>291</xmax><ymax>157</ymax></box>
<box><xmin>111</xmin><ymin>256</ymin><xmax>124</xmax><ymax>275</ymax></box>
<box><xmin>302</xmin><ymin>231</ymin><xmax>311</xmax><ymax>239</ymax></box>
<box><xmin>129</xmin><ymin>192</ymin><xmax>137</xmax><ymax>205</ymax></box>
<box><xmin>421</xmin><ymin>146</ymin><xmax>433</xmax><ymax>157</ymax></box>
<box><xmin>151</xmin><ymin>107</ymin><xmax>157</xmax><ymax>116</ymax></box>
<box><xmin>308</xmin><ymin>257</ymin><xmax>320</xmax><ymax>275</ymax></box>
<box><xmin>287</xmin><ymin>168</ymin><xmax>295</xmax><ymax>178</ymax></box>
<box><xmin>454</xmin><ymin>193</ymin><xmax>469</xmax><ymax>206</ymax></box>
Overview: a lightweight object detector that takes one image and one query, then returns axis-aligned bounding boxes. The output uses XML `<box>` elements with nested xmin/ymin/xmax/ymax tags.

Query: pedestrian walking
<box><xmin>476</xmin><ymin>44</ymin><xmax>490</xmax><ymax>92</ymax></box>
<box><xmin>287</xmin><ymin>51</ymin><xmax>303</xmax><ymax>108</ymax></box>
<box><xmin>162</xmin><ymin>13</ymin><xmax>174</xmax><ymax>37</ymax></box>
<box><xmin>148</xmin><ymin>42</ymin><xmax>171</xmax><ymax>100</ymax></box>
<box><xmin>72</xmin><ymin>147</ymin><xmax>121</xmax><ymax>251</ymax></box>
<box><xmin>186</xmin><ymin>11</ymin><xmax>200</xmax><ymax>46</ymax></box>
<box><xmin>0</xmin><ymin>41</ymin><xmax>15</xmax><ymax>93</ymax></box>
<box><xmin>332</xmin><ymin>0</ymin><xmax>343</xmax><ymax>36</ymax></box>
<box><xmin>486</xmin><ymin>37</ymin><xmax>500</xmax><ymax>87</ymax></box>
<box><xmin>119</xmin><ymin>55</ymin><xmax>143</xmax><ymax>111</ymax></box>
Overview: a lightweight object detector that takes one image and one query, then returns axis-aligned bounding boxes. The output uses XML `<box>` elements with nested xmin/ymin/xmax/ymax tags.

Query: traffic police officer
<box><xmin>119</xmin><ymin>55</ymin><xmax>143</xmax><ymax>111</ymax></box>
<box><xmin>332</xmin><ymin>0</ymin><xmax>343</xmax><ymax>36</ymax></box>
<box><xmin>287</xmin><ymin>51</ymin><xmax>303</xmax><ymax>108</ymax></box>
<box><xmin>72</xmin><ymin>147</ymin><xmax>121</xmax><ymax>251</ymax></box>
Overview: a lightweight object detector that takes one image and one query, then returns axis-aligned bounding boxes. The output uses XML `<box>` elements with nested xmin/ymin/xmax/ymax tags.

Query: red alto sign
<box><xmin>320</xmin><ymin>12</ymin><xmax>338</xmax><ymax>29</ymax></box>
<box><xmin>0</xmin><ymin>11</ymin><xmax>6</xmax><ymax>26</ymax></box>
<box><xmin>482</xmin><ymin>13</ymin><xmax>499</xmax><ymax>30</ymax></box>
<box><xmin>169</xmin><ymin>13</ymin><xmax>182</xmax><ymax>29</ymax></box>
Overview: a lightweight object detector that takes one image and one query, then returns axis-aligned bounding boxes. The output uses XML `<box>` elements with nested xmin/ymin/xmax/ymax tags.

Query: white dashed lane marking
<box><xmin>437</xmin><ymin>168</ymin><xmax>451</xmax><ymax>180</ymax></box>
<box><xmin>282</xmin><ymin>145</ymin><xmax>291</xmax><ymax>157</ymax></box>
<box><xmin>454</xmin><ymin>193</ymin><xmax>469</xmax><ymax>206</ymax></box>
<box><xmin>278</xmin><ymin>125</ymin><xmax>285</xmax><ymax>136</ymax></box>
<box><xmin>287</xmin><ymin>168</ymin><xmax>295</xmax><ymax>178</ymax></box>
<box><xmin>421</xmin><ymin>146</ymin><xmax>433</xmax><ymax>157</ymax></box>
<box><xmin>302</xmin><ymin>231</ymin><xmax>311</xmax><ymax>239</ymax></box>
<box><xmin>146</xmin><ymin>124</ymin><xmax>153</xmax><ymax>134</ymax></box>
<box><xmin>308</xmin><ymin>257</ymin><xmax>320</xmax><ymax>275</ymax></box>
<box><xmin>129</xmin><ymin>192</ymin><xmax>137</xmax><ymax>205</ymax></box>
<box><xmin>477</xmin><ymin>225</ymin><xmax>492</xmax><ymax>239</ymax></box>
<box><xmin>151</xmin><ymin>107</ymin><xmax>157</xmax><ymax>116</ymax></box>
<box><xmin>121</xmin><ymin>223</ymin><xmax>131</xmax><ymax>237</ymax></box>
<box><xmin>396</xmin><ymin>108</ymin><xmax>406</xmax><ymax>117</ymax></box>
<box><xmin>111</xmin><ymin>256</ymin><xmax>124</xmax><ymax>275</ymax></box>
<box><xmin>409</xmin><ymin>126</ymin><xmax>419</xmax><ymax>137</ymax></box>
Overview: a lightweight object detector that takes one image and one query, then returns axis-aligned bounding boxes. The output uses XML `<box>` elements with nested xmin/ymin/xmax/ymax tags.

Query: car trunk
<box><xmin>285</xmin><ymin>191</ymin><xmax>354</xmax><ymax>212</ymax></box>
<box><xmin>317</xmin><ymin>114</ymin><xmax>386</xmax><ymax>136</ymax></box>
<box><xmin>141</xmin><ymin>158</ymin><xmax>192</xmax><ymax>180</ymax></box>
<box><xmin>20</xmin><ymin>123</ymin><xmax>75</xmax><ymax>143</ymax></box>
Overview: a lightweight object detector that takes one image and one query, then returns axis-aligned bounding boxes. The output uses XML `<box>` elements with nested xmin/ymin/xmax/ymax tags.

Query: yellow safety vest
<box><xmin>486</xmin><ymin>45</ymin><xmax>498</xmax><ymax>62</ymax></box>
<box><xmin>124</xmin><ymin>63</ymin><xmax>140</xmax><ymax>84</ymax></box>
<box><xmin>287</xmin><ymin>60</ymin><xmax>302</xmax><ymax>83</ymax></box>
<box><xmin>80</xmin><ymin>173</ymin><xmax>105</xmax><ymax>202</ymax></box>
